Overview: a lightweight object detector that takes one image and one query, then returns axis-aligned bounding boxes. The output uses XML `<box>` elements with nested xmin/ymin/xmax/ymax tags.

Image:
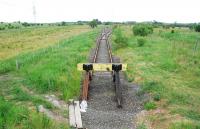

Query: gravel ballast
<box><xmin>81</xmin><ymin>30</ymin><xmax>146</xmax><ymax>129</ymax></box>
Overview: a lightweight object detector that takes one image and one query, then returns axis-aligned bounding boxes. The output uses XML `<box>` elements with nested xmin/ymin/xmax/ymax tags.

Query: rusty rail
<box><xmin>81</xmin><ymin>28</ymin><xmax>116</xmax><ymax>103</ymax></box>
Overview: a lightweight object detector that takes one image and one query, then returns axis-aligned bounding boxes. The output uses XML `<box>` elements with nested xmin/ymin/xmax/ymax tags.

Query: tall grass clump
<box><xmin>133</xmin><ymin>24</ymin><xmax>153</xmax><ymax>36</ymax></box>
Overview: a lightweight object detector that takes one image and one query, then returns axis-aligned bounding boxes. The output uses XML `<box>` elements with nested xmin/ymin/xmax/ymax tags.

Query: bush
<box><xmin>137</xmin><ymin>38</ymin><xmax>146</xmax><ymax>47</ymax></box>
<box><xmin>171</xmin><ymin>29</ymin><xmax>175</xmax><ymax>33</ymax></box>
<box><xmin>133</xmin><ymin>24</ymin><xmax>153</xmax><ymax>36</ymax></box>
<box><xmin>114</xmin><ymin>28</ymin><xmax>128</xmax><ymax>48</ymax></box>
<box><xmin>195</xmin><ymin>24</ymin><xmax>200</xmax><ymax>32</ymax></box>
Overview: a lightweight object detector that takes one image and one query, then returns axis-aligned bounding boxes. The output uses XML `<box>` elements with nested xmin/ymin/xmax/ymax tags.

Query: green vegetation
<box><xmin>112</xmin><ymin>25</ymin><xmax>200</xmax><ymax>128</ymax></box>
<box><xmin>0</xmin><ymin>96</ymin><xmax>68</xmax><ymax>129</ymax></box>
<box><xmin>89</xmin><ymin>19</ymin><xmax>98</xmax><ymax>28</ymax></box>
<box><xmin>0</xmin><ymin>29</ymin><xmax>98</xmax><ymax>99</ymax></box>
<box><xmin>132</xmin><ymin>24</ymin><xmax>153</xmax><ymax>36</ymax></box>
<box><xmin>194</xmin><ymin>24</ymin><xmax>200</xmax><ymax>32</ymax></box>
<box><xmin>0</xmin><ymin>25</ymin><xmax>99</xmax><ymax>128</ymax></box>
<box><xmin>112</xmin><ymin>26</ymin><xmax>128</xmax><ymax>48</ymax></box>
<box><xmin>0</xmin><ymin>21</ymin><xmax>82</xmax><ymax>31</ymax></box>
<box><xmin>89</xmin><ymin>19</ymin><xmax>101</xmax><ymax>28</ymax></box>
<box><xmin>169</xmin><ymin>121</ymin><xmax>200</xmax><ymax>129</ymax></box>
<box><xmin>137</xmin><ymin>123</ymin><xmax>147</xmax><ymax>129</ymax></box>
<box><xmin>144</xmin><ymin>101</ymin><xmax>157</xmax><ymax>110</ymax></box>
<box><xmin>137</xmin><ymin>38</ymin><xmax>146</xmax><ymax>47</ymax></box>
<box><xmin>0</xmin><ymin>25</ymin><xmax>91</xmax><ymax>60</ymax></box>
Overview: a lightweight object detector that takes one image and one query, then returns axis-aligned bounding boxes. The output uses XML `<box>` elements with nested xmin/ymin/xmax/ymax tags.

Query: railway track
<box><xmin>81</xmin><ymin>28</ymin><xmax>123</xmax><ymax>108</ymax></box>
<box><xmin>75</xmin><ymin>28</ymin><xmax>144</xmax><ymax>129</ymax></box>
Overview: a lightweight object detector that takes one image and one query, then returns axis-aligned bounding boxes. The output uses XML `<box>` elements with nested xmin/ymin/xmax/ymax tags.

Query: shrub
<box><xmin>195</xmin><ymin>24</ymin><xmax>200</xmax><ymax>32</ymax></box>
<box><xmin>144</xmin><ymin>101</ymin><xmax>157</xmax><ymax>110</ymax></box>
<box><xmin>171</xmin><ymin>29</ymin><xmax>175</xmax><ymax>33</ymax></box>
<box><xmin>133</xmin><ymin>24</ymin><xmax>153</xmax><ymax>36</ymax></box>
<box><xmin>114</xmin><ymin>28</ymin><xmax>128</xmax><ymax>48</ymax></box>
<box><xmin>137</xmin><ymin>38</ymin><xmax>146</xmax><ymax>47</ymax></box>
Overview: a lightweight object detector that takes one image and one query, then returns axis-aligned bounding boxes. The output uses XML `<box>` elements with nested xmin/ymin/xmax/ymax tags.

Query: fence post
<box><xmin>16</xmin><ymin>59</ymin><xmax>20</xmax><ymax>70</ymax></box>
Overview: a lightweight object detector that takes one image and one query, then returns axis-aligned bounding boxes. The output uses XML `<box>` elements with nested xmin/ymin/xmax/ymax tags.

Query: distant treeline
<box><xmin>0</xmin><ymin>21</ymin><xmax>77</xmax><ymax>30</ymax></box>
<box><xmin>0</xmin><ymin>20</ymin><xmax>200</xmax><ymax>31</ymax></box>
<box><xmin>121</xmin><ymin>21</ymin><xmax>200</xmax><ymax>30</ymax></box>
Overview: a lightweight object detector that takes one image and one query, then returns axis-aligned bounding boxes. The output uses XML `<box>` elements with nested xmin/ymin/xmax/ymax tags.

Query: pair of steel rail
<box><xmin>78</xmin><ymin>28</ymin><xmax>126</xmax><ymax>108</ymax></box>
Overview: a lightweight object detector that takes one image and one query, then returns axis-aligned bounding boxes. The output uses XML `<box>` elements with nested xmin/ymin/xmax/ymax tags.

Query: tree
<box><xmin>61</xmin><ymin>21</ymin><xmax>67</xmax><ymax>26</ymax></box>
<box><xmin>89</xmin><ymin>19</ymin><xmax>100</xmax><ymax>28</ymax></box>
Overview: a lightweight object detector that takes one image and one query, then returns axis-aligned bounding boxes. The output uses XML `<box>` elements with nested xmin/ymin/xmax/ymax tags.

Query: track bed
<box><xmin>81</xmin><ymin>29</ymin><xmax>145</xmax><ymax>129</ymax></box>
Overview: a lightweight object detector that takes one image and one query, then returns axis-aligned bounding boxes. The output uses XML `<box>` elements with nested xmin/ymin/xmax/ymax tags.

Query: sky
<box><xmin>0</xmin><ymin>0</ymin><xmax>199</xmax><ymax>23</ymax></box>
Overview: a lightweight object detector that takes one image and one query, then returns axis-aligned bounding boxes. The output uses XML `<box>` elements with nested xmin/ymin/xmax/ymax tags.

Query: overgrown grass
<box><xmin>0</xmin><ymin>30</ymin><xmax>98</xmax><ymax>100</ymax></box>
<box><xmin>144</xmin><ymin>101</ymin><xmax>157</xmax><ymax>110</ymax></box>
<box><xmin>0</xmin><ymin>96</ymin><xmax>68</xmax><ymax>129</ymax></box>
<box><xmin>169</xmin><ymin>121</ymin><xmax>200</xmax><ymax>129</ymax></box>
<box><xmin>112</xmin><ymin>25</ymin><xmax>200</xmax><ymax>128</ymax></box>
<box><xmin>0</xmin><ymin>25</ymin><xmax>99</xmax><ymax>128</ymax></box>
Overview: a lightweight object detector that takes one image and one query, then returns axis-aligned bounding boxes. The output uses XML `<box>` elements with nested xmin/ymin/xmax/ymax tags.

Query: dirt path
<box><xmin>81</xmin><ymin>29</ymin><xmax>146</xmax><ymax>129</ymax></box>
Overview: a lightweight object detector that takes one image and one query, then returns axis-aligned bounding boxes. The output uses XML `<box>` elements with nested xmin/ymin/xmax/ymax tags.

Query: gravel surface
<box><xmin>81</xmin><ymin>29</ymin><xmax>147</xmax><ymax>129</ymax></box>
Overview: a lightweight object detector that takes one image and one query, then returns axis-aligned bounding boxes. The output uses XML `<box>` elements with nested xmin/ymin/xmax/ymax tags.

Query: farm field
<box><xmin>0</xmin><ymin>25</ymin><xmax>99</xmax><ymax>128</ymax></box>
<box><xmin>112</xmin><ymin>25</ymin><xmax>200</xmax><ymax>129</ymax></box>
<box><xmin>0</xmin><ymin>25</ymin><xmax>91</xmax><ymax>60</ymax></box>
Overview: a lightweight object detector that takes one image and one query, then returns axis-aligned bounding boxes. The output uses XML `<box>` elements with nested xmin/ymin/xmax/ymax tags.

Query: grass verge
<box><xmin>112</xmin><ymin>25</ymin><xmax>200</xmax><ymax>128</ymax></box>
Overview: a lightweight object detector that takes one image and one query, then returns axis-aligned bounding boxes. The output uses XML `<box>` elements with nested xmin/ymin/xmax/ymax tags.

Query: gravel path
<box><xmin>81</xmin><ymin>29</ymin><xmax>146</xmax><ymax>129</ymax></box>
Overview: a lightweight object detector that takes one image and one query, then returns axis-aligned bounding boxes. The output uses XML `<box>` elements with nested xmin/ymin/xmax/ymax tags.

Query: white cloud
<box><xmin>0</xmin><ymin>0</ymin><xmax>199</xmax><ymax>23</ymax></box>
